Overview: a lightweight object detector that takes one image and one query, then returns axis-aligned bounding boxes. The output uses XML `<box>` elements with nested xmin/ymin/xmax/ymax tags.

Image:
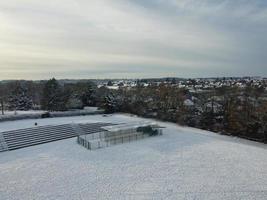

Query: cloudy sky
<box><xmin>0</xmin><ymin>0</ymin><xmax>267</xmax><ymax>79</ymax></box>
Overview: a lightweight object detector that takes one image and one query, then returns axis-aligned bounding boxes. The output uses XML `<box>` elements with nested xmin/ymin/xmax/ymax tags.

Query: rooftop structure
<box><xmin>77</xmin><ymin>122</ymin><xmax>163</xmax><ymax>150</ymax></box>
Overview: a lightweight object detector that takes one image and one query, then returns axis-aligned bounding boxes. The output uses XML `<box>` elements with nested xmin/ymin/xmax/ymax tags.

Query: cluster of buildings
<box><xmin>97</xmin><ymin>77</ymin><xmax>266</xmax><ymax>91</ymax></box>
<box><xmin>97</xmin><ymin>77</ymin><xmax>267</xmax><ymax>130</ymax></box>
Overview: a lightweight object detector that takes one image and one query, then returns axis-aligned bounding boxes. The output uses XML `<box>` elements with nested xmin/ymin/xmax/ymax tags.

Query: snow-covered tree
<box><xmin>8</xmin><ymin>84</ymin><xmax>33</xmax><ymax>111</ymax></box>
<box><xmin>41</xmin><ymin>78</ymin><xmax>69</xmax><ymax>111</ymax></box>
<box><xmin>80</xmin><ymin>82</ymin><xmax>96</xmax><ymax>107</ymax></box>
<box><xmin>103</xmin><ymin>93</ymin><xmax>118</xmax><ymax>114</ymax></box>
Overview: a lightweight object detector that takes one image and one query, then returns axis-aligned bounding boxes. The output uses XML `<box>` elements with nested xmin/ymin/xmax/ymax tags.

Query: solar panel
<box><xmin>0</xmin><ymin>122</ymin><xmax>116</xmax><ymax>151</ymax></box>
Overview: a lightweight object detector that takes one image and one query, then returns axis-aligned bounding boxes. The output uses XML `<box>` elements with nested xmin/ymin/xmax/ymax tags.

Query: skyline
<box><xmin>0</xmin><ymin>76</ymin><xmax>266</xmax><ymax>82</ymax></box>
<box><xmin>0</xmin><ymin>0</ymin><xmax>267</xmax><ymax>80</ymax></box>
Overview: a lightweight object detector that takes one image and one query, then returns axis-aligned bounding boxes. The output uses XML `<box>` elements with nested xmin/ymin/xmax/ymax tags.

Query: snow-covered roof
<box><xmin>102</xmin><ymin>121</ymin><xmax>158</xmax><ymax>132</ymax></box>
<box><xmin>0</xmin><ymin>114</ymin><xmax>267</xmax><ymax>199</ymax></box>
<box><xmin>106</xmin><ymin>85</ymin><xmax>119</xmax><ymax>90</ymax></box>
<box><xmin>205</xmin><ymin>102</ymin><xmax>222</xmax><ymax>108</ymax></box>
<box><xmin>183</xmin><ymin>99</ymin><xmax>194</xmax><ymax>106</ymax></box>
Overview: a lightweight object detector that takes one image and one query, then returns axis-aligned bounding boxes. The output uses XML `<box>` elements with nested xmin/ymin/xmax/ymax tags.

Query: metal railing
<box><xmin>77</xmin><ymin>126</ymin><xmax>163</xmax><ymax>150</ymax></box>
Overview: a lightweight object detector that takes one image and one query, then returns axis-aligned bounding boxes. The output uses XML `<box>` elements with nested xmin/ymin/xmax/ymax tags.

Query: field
<box><xmin>0</xmin><ymin>114</ymin><xmax>267</xmax><ymax>199</ymax></box>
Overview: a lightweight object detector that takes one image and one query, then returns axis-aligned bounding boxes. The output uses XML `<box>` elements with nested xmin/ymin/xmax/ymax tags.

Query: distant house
<box><xmin>209</xmin><ymin>96</ymin><xmax>224</xmax><ymax>102</ymax></box>
<box><xmin>106</xmin><ymin>86</ymin><xmax>119</xmax><ymax>90</ymax></box>
<box><xmin>183</xmin><ymin>99</ymin><xmax>194</xmax><ymax>107</ymax></box>
<box><xmin>204</xmin><ymin>102</ymin><xmax>222</xmax><ymax>113</ymax></box>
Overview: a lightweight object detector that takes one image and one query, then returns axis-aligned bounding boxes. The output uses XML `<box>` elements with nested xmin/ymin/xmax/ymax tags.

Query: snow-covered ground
<box><xmin>1</xmin><ymin>107</ymin><xmax>99</xmax><ymax>117</ymax></box>
<box><xmin>0</xmin><ymin>108</ymin><xmax>103</xmax><ymax>122</ymax></box>
<box><xmin>0</xmin><ymin>114</ymin><xmax>267</xmax><ymax>200</ymax></box>
<box><xmin>1</xmin><ymin>110</ymin><xmax>45</xmax><ymax>116</ymax></box>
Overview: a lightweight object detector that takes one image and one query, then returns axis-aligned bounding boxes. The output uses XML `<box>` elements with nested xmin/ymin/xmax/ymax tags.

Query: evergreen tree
<box><xmin>107</xmin><ymin>81</ymin><xmax>113</xmax><ymax>86</ymax></box>
<box><xmin>8</xmin><ymin>84</ymin><xmax>33</xmax><ymax>111</ymax></box>
<box><xmin>65</xmin><ymin>81</ymin><xmax>96</xmax><ymax>108</ymax></box>
<box><xmin>103</xmin><ymin>93</ymin><xmax>118</xmax><ymax>114</ymax></box>
<box><xmin>41</xmin><ymin>78</ymin><xmax>69</xmax><ymax>111</ymax></box>
<box><xmin>1</xmin><ymin>98</ymin><xmax>4</xmax><ymax>115</ymax></box>
<box><xmin>80</xmin><ymin>82</ymin><xmax>96</xmax><ymax>107</ymax></box>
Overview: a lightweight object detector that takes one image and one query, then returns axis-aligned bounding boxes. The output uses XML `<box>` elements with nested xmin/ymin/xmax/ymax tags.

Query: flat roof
<box><xmin>102</xmin><ymin>121</ymin><xmax>159</xmax><ymax>132</ymax></box>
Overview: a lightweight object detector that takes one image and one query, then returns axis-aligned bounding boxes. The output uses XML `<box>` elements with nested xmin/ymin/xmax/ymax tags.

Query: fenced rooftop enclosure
<box><xmin>77</xmin><ymin>122</ymin><xmax>163</xmax><ymax>150</ymax></box>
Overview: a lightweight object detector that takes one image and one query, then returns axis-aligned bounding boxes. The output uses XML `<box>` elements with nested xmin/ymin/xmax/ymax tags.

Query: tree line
<box><xmin>0</xmin><ymin>78</ymin><xmax>99</xmax><ymax>112</ymax></box>
<box><xmin>103</xmin><ymin>83</ymin><xmax>267</xmax><ymax>143</ymax></box>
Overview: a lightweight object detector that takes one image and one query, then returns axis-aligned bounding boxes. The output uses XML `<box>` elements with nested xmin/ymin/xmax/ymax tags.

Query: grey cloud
<box><xmin>0</xmin><ymin>0</ymin><xmax>266</xmax><ymax>79</ymax></box>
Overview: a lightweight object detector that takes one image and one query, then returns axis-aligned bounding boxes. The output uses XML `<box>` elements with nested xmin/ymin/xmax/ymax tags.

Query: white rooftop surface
<box><xmin>102</xmin><ymin>121</ymin><xmax>157</xmax><ymax>132</ymax></box>
<box><xmin>0</xmin><ymin>114</ymin><xmax>267</xmax><ymax>200</ymax></box>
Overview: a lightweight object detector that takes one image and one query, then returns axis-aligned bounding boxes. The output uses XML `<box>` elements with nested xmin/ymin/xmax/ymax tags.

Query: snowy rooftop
<box><xmin>102</xmin><ymin>121</ymin><xmax>158</xmax><ymax>132</ymax></box>
<box><xmin>0</xmin><ymin>114</ymin><xmax>267</xmax><ymax>200</ymax></box>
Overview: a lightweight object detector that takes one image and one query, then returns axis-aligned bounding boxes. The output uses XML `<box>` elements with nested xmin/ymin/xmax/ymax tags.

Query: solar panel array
<box><xmin>0</xmin><ymin>122</ymin><xmax>114</xmax><ymax>151</ymax></box>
